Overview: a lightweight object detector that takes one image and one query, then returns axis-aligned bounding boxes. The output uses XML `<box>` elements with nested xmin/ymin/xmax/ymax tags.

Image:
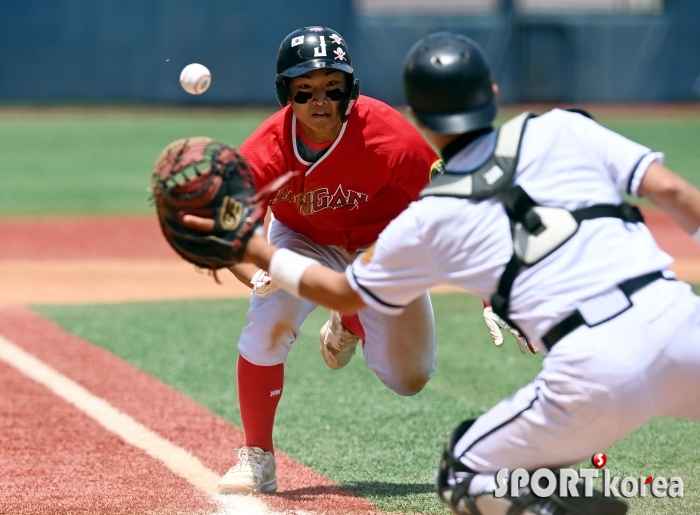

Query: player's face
<box><xmin>289</xmin><ymin>69</ymin><xmax>346</xmax><ymax>142</ymax></box>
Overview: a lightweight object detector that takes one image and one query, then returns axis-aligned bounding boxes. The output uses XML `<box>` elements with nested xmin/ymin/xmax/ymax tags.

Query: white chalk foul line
<box><xmin>0</xmin><ymin>335</ymin><xmax>271</xmax><ymax>514</ymax></box>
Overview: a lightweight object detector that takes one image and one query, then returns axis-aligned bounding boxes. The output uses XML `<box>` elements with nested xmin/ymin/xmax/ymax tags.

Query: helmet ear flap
<box><xmin>274</xmin><ymin>75</ymin><xmax>289</xmax><ymax>108</ymax></box>
<box><xmin>340</xmin><ymin>79</ymin><xmax>361</xmax><ymax>122</ymax></box>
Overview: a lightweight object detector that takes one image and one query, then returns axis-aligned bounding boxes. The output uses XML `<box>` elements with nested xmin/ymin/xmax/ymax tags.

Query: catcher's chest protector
<box><xmin>420</xmin><ymin>111</ymin><xmax>645</xmax><ymax>323</ymax></box>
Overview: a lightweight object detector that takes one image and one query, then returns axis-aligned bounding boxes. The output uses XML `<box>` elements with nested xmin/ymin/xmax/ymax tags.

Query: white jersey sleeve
<box><xmin>347</xmin><ymin>205</ymin><xmax>438</xmax><ymax>315</ymax></box>
<box><xmin>557</xmin><ymin>110</ymin><xmax>663</xmax><ymax>197</ymax></box>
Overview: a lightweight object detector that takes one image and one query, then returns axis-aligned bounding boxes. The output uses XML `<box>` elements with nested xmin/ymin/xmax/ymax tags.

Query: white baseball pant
<box><xmin>454</xmin><ymin>278</ymin><xmax>700</xmax><ymax>471</ymax></box>
<box><xmin>237</xmin><ymin>218</ymin><xmax>437</xmax><ymax>396</ymax></box>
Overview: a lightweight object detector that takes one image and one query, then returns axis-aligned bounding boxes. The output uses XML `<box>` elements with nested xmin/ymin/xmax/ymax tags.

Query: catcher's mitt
<box><xmin>151</xmin><ymin>137</ymin><xmax>264</xmax><ymax>276</ymax></box>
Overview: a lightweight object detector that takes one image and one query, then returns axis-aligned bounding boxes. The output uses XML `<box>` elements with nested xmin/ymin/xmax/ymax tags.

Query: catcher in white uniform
<box><xmin>180</xmin><ymin>32</ymin><xmax>700</xmax><ymax>514</ymax></box>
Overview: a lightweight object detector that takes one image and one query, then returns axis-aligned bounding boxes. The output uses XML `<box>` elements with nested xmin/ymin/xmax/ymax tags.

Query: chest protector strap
<box><xmin>419</xmin><ymin>111</ymin><xmax>645</xmax><ymax>326</ymax></box>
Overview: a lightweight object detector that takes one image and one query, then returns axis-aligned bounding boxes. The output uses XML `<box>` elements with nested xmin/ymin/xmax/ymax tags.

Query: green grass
<box><xmin>34</xmin><ymin>290</ymin><xmax>700</xmax><ymax>514</ymax></box>
<box><xmin>1</xmin><ymin>106</ymin><xmax>699</xmax><ymax>216</ymax></box>
<box><xmin>0</xmin><ymin>108</ymin><xmax>274</xmax><ymax>216</ymax></box>
<box><xmin>599</xmin><ymin>120</ymin><xmax>700</xmax><ymax>189</ymax></box>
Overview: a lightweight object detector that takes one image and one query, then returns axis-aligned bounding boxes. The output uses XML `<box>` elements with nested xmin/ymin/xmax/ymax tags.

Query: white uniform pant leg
<box><xmin>237</xmin><ymin>219</ymin><xmax>349</xmax><ymax>366</ymax></box>
<box><xmin>453</xmin><ymin>279</ymin><xmax>700</xmax><ymax>472</ymax></box>
<box><xmin>237</xmin><ymin>289</ymin><xmax>317</xmax><ymax>366</ymax></box>
<box><xmin>359</xmin><ymin>292</ymin><xmax>437</xmax><ymax>396</ymax></box>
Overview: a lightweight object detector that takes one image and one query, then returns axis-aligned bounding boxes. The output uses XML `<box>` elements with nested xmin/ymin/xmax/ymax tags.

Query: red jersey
<box><xmin>239</xmin><ymin>95</ymin><xmax>440</xmax><ymax>253</ymax></box>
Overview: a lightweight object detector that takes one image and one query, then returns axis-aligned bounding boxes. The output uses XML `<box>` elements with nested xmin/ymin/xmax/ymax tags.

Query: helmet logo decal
<box><xmin>334</xmin><ymin>48</ymin><xmax>346</xmax><ymax>61</ymax></box>
<box><xmin>313</xmin><ymin>36</ymin><xmax>327</xmax><ymax>57</ymax></box>
<box><xmin>291</xmin><ymin>36</ymin><xmax>304</xmax><ymax>47</ymax></box>
<box><xmin>329</xmin><ymin>34</ymin><xmax>343</xmax><ymax>46</ymax></box>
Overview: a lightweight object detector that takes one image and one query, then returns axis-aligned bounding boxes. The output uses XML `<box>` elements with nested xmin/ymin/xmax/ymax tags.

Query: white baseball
<box><xmin>179</xmin><ymin>63</ymin><xmax>211</xmax><ymax>95</ymax></box>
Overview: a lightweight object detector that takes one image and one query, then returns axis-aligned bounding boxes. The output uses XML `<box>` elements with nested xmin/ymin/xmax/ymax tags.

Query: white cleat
<box><xmin>218</xmin><ymin>446</ymin><xmax>277</xmax><ymax>495</ymax></box>
<box><xmin>319</xmin><ymin>310</ymin><xmax>360</xmax><ymax>370</ymax></box>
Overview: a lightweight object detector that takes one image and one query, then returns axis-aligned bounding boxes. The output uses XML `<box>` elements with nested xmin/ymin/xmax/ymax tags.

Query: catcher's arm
<box><xmin>638</xmin><ymin>161</ymin><xmax>700</xmax><ymax>240</ymax></box>
<box><xmin>244</xmin><ymin>232</ymin><xmax>366</xmax><ymax>312</ymax></box>
<box><xmin>167</xmin><ymin>209</ymin><xmax>275</xmax><ymax>294</ymax></box>
<box><xmin>179</xmin><ymin>214</ymin><xmax>365</xmax><ymax>312</ymax></box>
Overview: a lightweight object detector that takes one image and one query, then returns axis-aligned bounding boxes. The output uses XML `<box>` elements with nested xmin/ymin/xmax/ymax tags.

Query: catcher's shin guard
<box><xmin>436</xmin><ymin>419</ymin><xmax>628</xmax><ymax>515</ymax></box>
<box><xmin>440</xmin><ymin>471</ymin><xmax>629</xmax><ymax>515</ymax></box>
<box><xmin>494</xmin><ymin>480</ymin><xmax>629</xmax><ymax>515</ymax></box>
<box><xmin>436</xmin><ymin>418</ymin><xmax>480</xmax><ymax>515</ymax></box>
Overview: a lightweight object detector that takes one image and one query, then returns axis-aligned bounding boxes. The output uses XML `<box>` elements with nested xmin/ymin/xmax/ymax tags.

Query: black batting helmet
<box><xmin>403</xmin><ymin>32</ymin><xmax>496</xmax><ymax>134</ymax></box>
<box><xmin>275</xmin><ymin>26</ymin><xmax>360</xmax><ymax>121</ymax></box>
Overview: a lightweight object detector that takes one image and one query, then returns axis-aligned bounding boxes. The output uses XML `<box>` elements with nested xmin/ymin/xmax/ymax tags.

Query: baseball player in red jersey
<box><xmin>216</xmin><ymin>26</ymin><xmax>441</xmax><ymax>495</ymax></box>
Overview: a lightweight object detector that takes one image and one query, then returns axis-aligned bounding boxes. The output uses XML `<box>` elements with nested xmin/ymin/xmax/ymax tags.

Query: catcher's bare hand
<box><xmin>483</xmin><ymin>303</ymin><xmax>539</xmax><ymax>354</ymax></box>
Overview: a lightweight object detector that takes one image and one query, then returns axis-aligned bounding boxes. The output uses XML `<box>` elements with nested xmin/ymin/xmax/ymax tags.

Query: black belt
<box><xmin>542</xmin><ymin>271</ymin><xmax>670</xmax><ymax>351</ymax></box>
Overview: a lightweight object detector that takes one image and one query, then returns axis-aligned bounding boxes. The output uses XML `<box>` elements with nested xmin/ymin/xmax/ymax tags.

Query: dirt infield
<box><xmin>0</xmin><ymin>216</ymin><xmax>252</xmax><ymax>304</ymax></box>
<box><xmin>0</xmin><ymin>217</ymin><xmax>389</xmax><ymax>514</ymax></box>
<box><xmin>0</xmin><ymin>306</ymin><xmax>377</xmax><ymax>515</ymax></box>
<box><xmin>0</xmin><ymin>209</ymin><xmax>697</xmax><ymax>305</ymax></box>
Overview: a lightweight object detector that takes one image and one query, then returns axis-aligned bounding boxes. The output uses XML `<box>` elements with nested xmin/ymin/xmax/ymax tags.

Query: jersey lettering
<box><xmin>296</xmin><ymin>191</ymin><xmax>313</xmax><ymax>214</ymax></box>
<box><xmin>346</xmin><ymin>189</ymin><xmax>368</xmax><ymax>208</ymax></box>
<box><xmin>314</xmin><ymin>36</ymin><xmax>327</xmax><ymax>57</ymax></box>
<box><xmin>314</xmin><ymin>189</ymin><xmax>329</xmax><ymax>211</ymax></box>
<box><xmin>271</xmin><ymin>184</ymin><xmax>369</xmax><ymax>215</ymax></box>
<box><xmin>329</xmin><ymin>186</ymin><xmax>348</xmax><ymax>208</ymax></box>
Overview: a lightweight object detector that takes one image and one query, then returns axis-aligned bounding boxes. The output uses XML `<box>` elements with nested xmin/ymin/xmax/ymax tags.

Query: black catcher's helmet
<box><xmin>403</xmin><ymin>32</ymin><xmax>496</xmax><ymax>134</ymax></box>
<box><xmin>275</xmin><ymin>26</ymin><xmax>361</xmax><ymax>121</ymax></box>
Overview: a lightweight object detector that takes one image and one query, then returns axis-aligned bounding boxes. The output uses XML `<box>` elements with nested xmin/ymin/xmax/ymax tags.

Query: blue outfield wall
<box><xmin>0</xmin><ymin>0</ymin><xmax>698</xmax><ymax>104</ymax></box>
<box><xmin>350</xmin><ymin>14</ymin><xmax>678</xmax><ymax>105</ymax></box>
<box><xmin>0</xmin><ymin>0</ymin><xmax>353</xmax><ymax>104</ymax></box>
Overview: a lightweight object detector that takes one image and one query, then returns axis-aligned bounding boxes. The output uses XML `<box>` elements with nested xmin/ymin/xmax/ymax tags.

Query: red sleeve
<box><xmin>365</xmin><ymin>101</ymin><xmax>440</xmax><ymax>201</ymax></box>
<box><xmin>391</xmin><ymin>124</ymin><xmax>441</xmax><ymax>200</ymax></box>
<box><xmin>238</xmin><ymin>108</ymin><xmax>289</xmax><ymax>192</ymax></box>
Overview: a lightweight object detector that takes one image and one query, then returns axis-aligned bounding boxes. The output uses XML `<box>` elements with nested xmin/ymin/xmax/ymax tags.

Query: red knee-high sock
<box><xmin>340</xmin><ymin>313</ymin><xmax>366</xmax><ymax>341</ymax></box>
<box><xmin>237</xmin><ymin>355</ymin><xmax>284</xmax><ymax>452</ymax></box>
